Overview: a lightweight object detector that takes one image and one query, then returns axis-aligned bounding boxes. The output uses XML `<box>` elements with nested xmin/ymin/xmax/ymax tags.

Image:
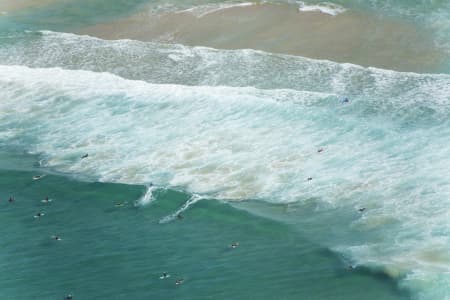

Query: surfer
<box><xmin>230</xmin><ymin>242</ymin><xmax>239</xmax><ymax>249</ymax></box>
<box><xmin>115</xmin><ymin>202</ymin><xmax>124</xmax><ymax>207</ymax></box>
<box><xmin>160</xmin><ymin>273</ymin><xmax>170</xmax><ymax>279</ymax></box>
<box><xmin>81</xmin><ymin>154</ymin><xmax>88</xmax><ymax>159</ymax></box>
<box><xmin>8</xmin><ymin>196</ymin><xmax>15</xmax><ymax>203</ymax></box>
<box><xmin>358</xmin><ymin>208</ymin><xmax>366</xmax><ymax>212</ymax></box>
<box><xmin>175</xmin><ymin>279</ymin><xmax>184</xmax><ymax>285</ymax></box>
<box><xmin>65</xmin><ymin>294</ymin><xmax>73</xmax><ymax>300</ymax></box>
<box><xmin>42</xmin><ymin>196</ymin><xmax>51</xmax><ymax>203</ymax></box>
<box><xmin>307</xmin><ymin>177</ymin><xmax>313</xmax><ymax>181</ymax></box>
<box><xmin>34</xmin><ymin>212</ymin><xmax>44</xmax><ymax>219</ymax></box>
<box><xmin>317</xmin><ymin>148</ymin><xmax>324</xmax><ymax>153</ymax></box>
<box><xmin>342</xmin><ymin>97</ymin><xmax>349</xmax><ymax>103</ymax></box>
<box><xmin>33</xmin><ymin>175</ymin><xmax>44</xmax><ymax>180</ymax></box>
<box><xmin>177</xmin><ymin>214</ymin><xmax>183</xmax><ymax>220</ymax></box>
<box><xmin>52</xmin><ymin>235</ymin><xmax>62</xmax><ymax>241</ymax></box>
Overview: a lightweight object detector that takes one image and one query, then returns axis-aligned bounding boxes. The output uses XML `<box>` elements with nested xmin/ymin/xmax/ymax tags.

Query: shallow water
<box><xmin>77</xmin><ymin>2</ymin><xmax>446</xmax><ymax>72</ymax></box>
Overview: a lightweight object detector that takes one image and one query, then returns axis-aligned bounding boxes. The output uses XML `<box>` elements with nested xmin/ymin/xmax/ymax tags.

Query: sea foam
<box><xmin>177</xmin><ymin>2</ymin><xmax>255</xmax><ymax>18</ymax></box>
<box><xmin>1</xmin><ymin>32</ymin><xmax>450</xmax><ymax>299</ymax></box>
<box><xmin>296</xmin><ymin>1</ymin><xmax>345</xmax><ymax>16</ymax></box>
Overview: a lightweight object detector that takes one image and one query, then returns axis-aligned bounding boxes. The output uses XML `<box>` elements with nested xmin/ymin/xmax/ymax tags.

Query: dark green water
<box><xmin>0</xmin><ymin>151</ymin><xmax>409</xmax><ymax>299</ymax></box>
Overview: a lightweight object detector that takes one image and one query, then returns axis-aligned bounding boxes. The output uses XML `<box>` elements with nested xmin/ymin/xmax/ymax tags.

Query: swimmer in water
<box><xmin>342</xmin><ymin>97</ymin><xmax>349</xmax><ymax>103</ymax></box>
<box><xmin>81</xmin><ymin>154</ymin><xmax>88</xmax><ymax>159</ymax></box>
<box><xmin>177</xmin><ymin>214</ymin><xmax>183</xmax><ymax>220</ymax></box>
<box><xmin>230</xmin><ymin>242</ymin><xmax>239</xmax><ymax>249</ymax></box>
<box><xmin>160</xmin><ymin>273</ymin><xmax>170</xmax><ymax>279</ymax></box>
<box><xmin>65</xmin><ymin>294</ymin><xmax>73</xmax><ymax>300</ymax></box>
<box><xmin>175</xmin><ymin>279</ymin><xmax>184</xmax><ymax>285</ymax></box>
<box><xmin>34</xmin><ymin>212</ymin><xmax>44</xmax><ymax>219</ymax></box>
<box><xmin>307</xmin><ymin>177</ymin><xmax>313</xmax><ymax>181</ymax></box>
<box><xmin>8</xmin><ymin>196</ymin><xmax>15</xmax><ymax>203</ymax></box>
<box><xmin>42</xmin><ymin>196</ymin><xmax>52</xmax><ymax>203</ymax></box>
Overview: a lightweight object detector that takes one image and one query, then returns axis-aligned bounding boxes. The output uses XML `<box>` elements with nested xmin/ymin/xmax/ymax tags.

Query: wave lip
<box><xmin>297</xmin><ymin>1</ymin><xmax>346</xmax><ymax>16</ymax></box>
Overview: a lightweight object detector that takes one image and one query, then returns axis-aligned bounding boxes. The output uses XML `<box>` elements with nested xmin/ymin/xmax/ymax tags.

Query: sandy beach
<box><xmin>78</xmin><ymin>2</ymin><xmax>444</xmax><ymax>72</ymax></box>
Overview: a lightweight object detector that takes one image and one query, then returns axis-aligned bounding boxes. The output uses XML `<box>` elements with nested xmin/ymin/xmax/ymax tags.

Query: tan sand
<box><xmin>0</xmin><ymin>0</ymin><xmax>57</xmax><ymax>13</ymax></box>
<box><xmin>77</xmin><ymin>2</ymin><xmax>444</xmax><ymax>72</ymax></box>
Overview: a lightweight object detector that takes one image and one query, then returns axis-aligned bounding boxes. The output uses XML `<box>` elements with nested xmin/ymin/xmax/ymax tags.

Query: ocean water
<box><xmin>1</xmin><ymin>1</ymin><xmax>449</xmax><ymax>299</ymax></box>
<box><xmin>0</xmin><ymin>151</ymin><xmax>411</xmax><ymax>300</ymax></box>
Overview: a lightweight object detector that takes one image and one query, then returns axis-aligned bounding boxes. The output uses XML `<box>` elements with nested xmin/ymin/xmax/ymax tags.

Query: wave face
<box><xmin>1</xmin><ymin>29</ymin><xmax>450</xmax><ymax>298</ymax></box>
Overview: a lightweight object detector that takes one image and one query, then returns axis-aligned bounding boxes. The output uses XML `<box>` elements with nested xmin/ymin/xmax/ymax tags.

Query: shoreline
<box><xmin>77</xmin><ymin>2</ymin><xmax>444</xmax><ymax>73</ymax></box>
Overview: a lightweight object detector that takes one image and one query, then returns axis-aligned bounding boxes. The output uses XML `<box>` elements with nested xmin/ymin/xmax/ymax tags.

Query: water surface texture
<box><xmin>1</xmin><ymin>1</ymin><xmax>449</xmax><ymax>299</ymax></box>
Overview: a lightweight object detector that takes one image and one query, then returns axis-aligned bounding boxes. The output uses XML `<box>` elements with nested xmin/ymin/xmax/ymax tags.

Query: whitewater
<box><xmin>1</xmin><ymin>1</ymin><xmax>450</xmax><ymax>299</ymax></box>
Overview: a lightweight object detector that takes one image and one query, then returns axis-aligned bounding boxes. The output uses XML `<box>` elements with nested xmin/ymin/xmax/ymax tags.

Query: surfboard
<box><xmin>33</xmin><ymin>174</ymin><xmax>45</xmax><ymax>180</ymax></box>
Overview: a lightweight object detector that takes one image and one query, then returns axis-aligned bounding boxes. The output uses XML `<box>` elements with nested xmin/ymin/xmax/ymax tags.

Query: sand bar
<box><xmin>78</xmin><ymin>2</ymin><xmax>444</xmax><ymax>72</ymax></box>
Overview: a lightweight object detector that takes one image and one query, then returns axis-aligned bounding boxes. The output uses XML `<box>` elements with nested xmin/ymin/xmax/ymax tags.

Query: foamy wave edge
<box><xmin>176</xmin><ymin>2</ymin><xmax>255</xmax><ymax>18</ymax></box>
<box><xmin>297</xmin><ymin>1</ymin><xmax>345</xmax><ymax>16</ymax></box>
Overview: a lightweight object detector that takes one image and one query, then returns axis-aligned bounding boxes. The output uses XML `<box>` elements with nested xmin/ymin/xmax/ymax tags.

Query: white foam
<box><xmin>159</xmin><ymin>195</ymin><xmax>203</xmax><ymax>223</ymax></box>
<box><xmin>0</xmin><ymin>65</ymin><xmax>336</xmax><ymax>199</ymax></box>
<box><xmin>297</xmin><ymin>1</ymin><xmax>345</xmax><ymax>16</ymax></box>
<box><xmin>1</xmin><ymin>60</ymin><xmax>450</xmax><ymax>299</ymax></box>
<box><xmin>177</xmin><ymin>2</ymin><xmax>255</xmax><ymax>18</ymax></box>
<box><xmin>137</xmin><ymin>184</ymin><xmax>158</xmax><ymax>206</ymax></box>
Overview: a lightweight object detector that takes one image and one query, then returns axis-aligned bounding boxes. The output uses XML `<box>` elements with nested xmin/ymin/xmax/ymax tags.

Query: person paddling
<box><xmin>52</xmin><ymin>235</ymin><xmax>62</xmax><ymax>241</ymax></box>
<box><xmin>34</xmin><ymin>212</ymin><xmax>44</xmax><ymax>219</ymax></box>
<box><xmin>175</xmin><ymin>279</ymin><xmax>184</xmax><ymax>285</ymax></box>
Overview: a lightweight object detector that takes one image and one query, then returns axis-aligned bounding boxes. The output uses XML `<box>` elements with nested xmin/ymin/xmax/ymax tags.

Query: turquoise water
<box><xmin>0</xmin><ymin>151</ymin><xmax>409</xmax><ymax>300</ymax></box>
<box><xmin>1</xmin><ymin>1</ymin><xmax>450</xmax><ymax>299</ymax></box>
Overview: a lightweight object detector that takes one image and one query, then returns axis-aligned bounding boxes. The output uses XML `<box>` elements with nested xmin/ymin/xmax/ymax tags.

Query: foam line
<box><xmin>297</xmin><ymin>1</ymin><xmax>346</xmax><ymax>16</ymax></box>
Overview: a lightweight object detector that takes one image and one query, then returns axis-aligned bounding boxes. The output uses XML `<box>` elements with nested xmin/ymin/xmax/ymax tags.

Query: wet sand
<box><xmin>0</xmin><ymin>0</ymin><xmax>57</xmax><ymax>13</ymax></box>
<box><xmin>78</xmin><ymin>2</ymin><xmax>444</xmax><ymax>72</ymax></box>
